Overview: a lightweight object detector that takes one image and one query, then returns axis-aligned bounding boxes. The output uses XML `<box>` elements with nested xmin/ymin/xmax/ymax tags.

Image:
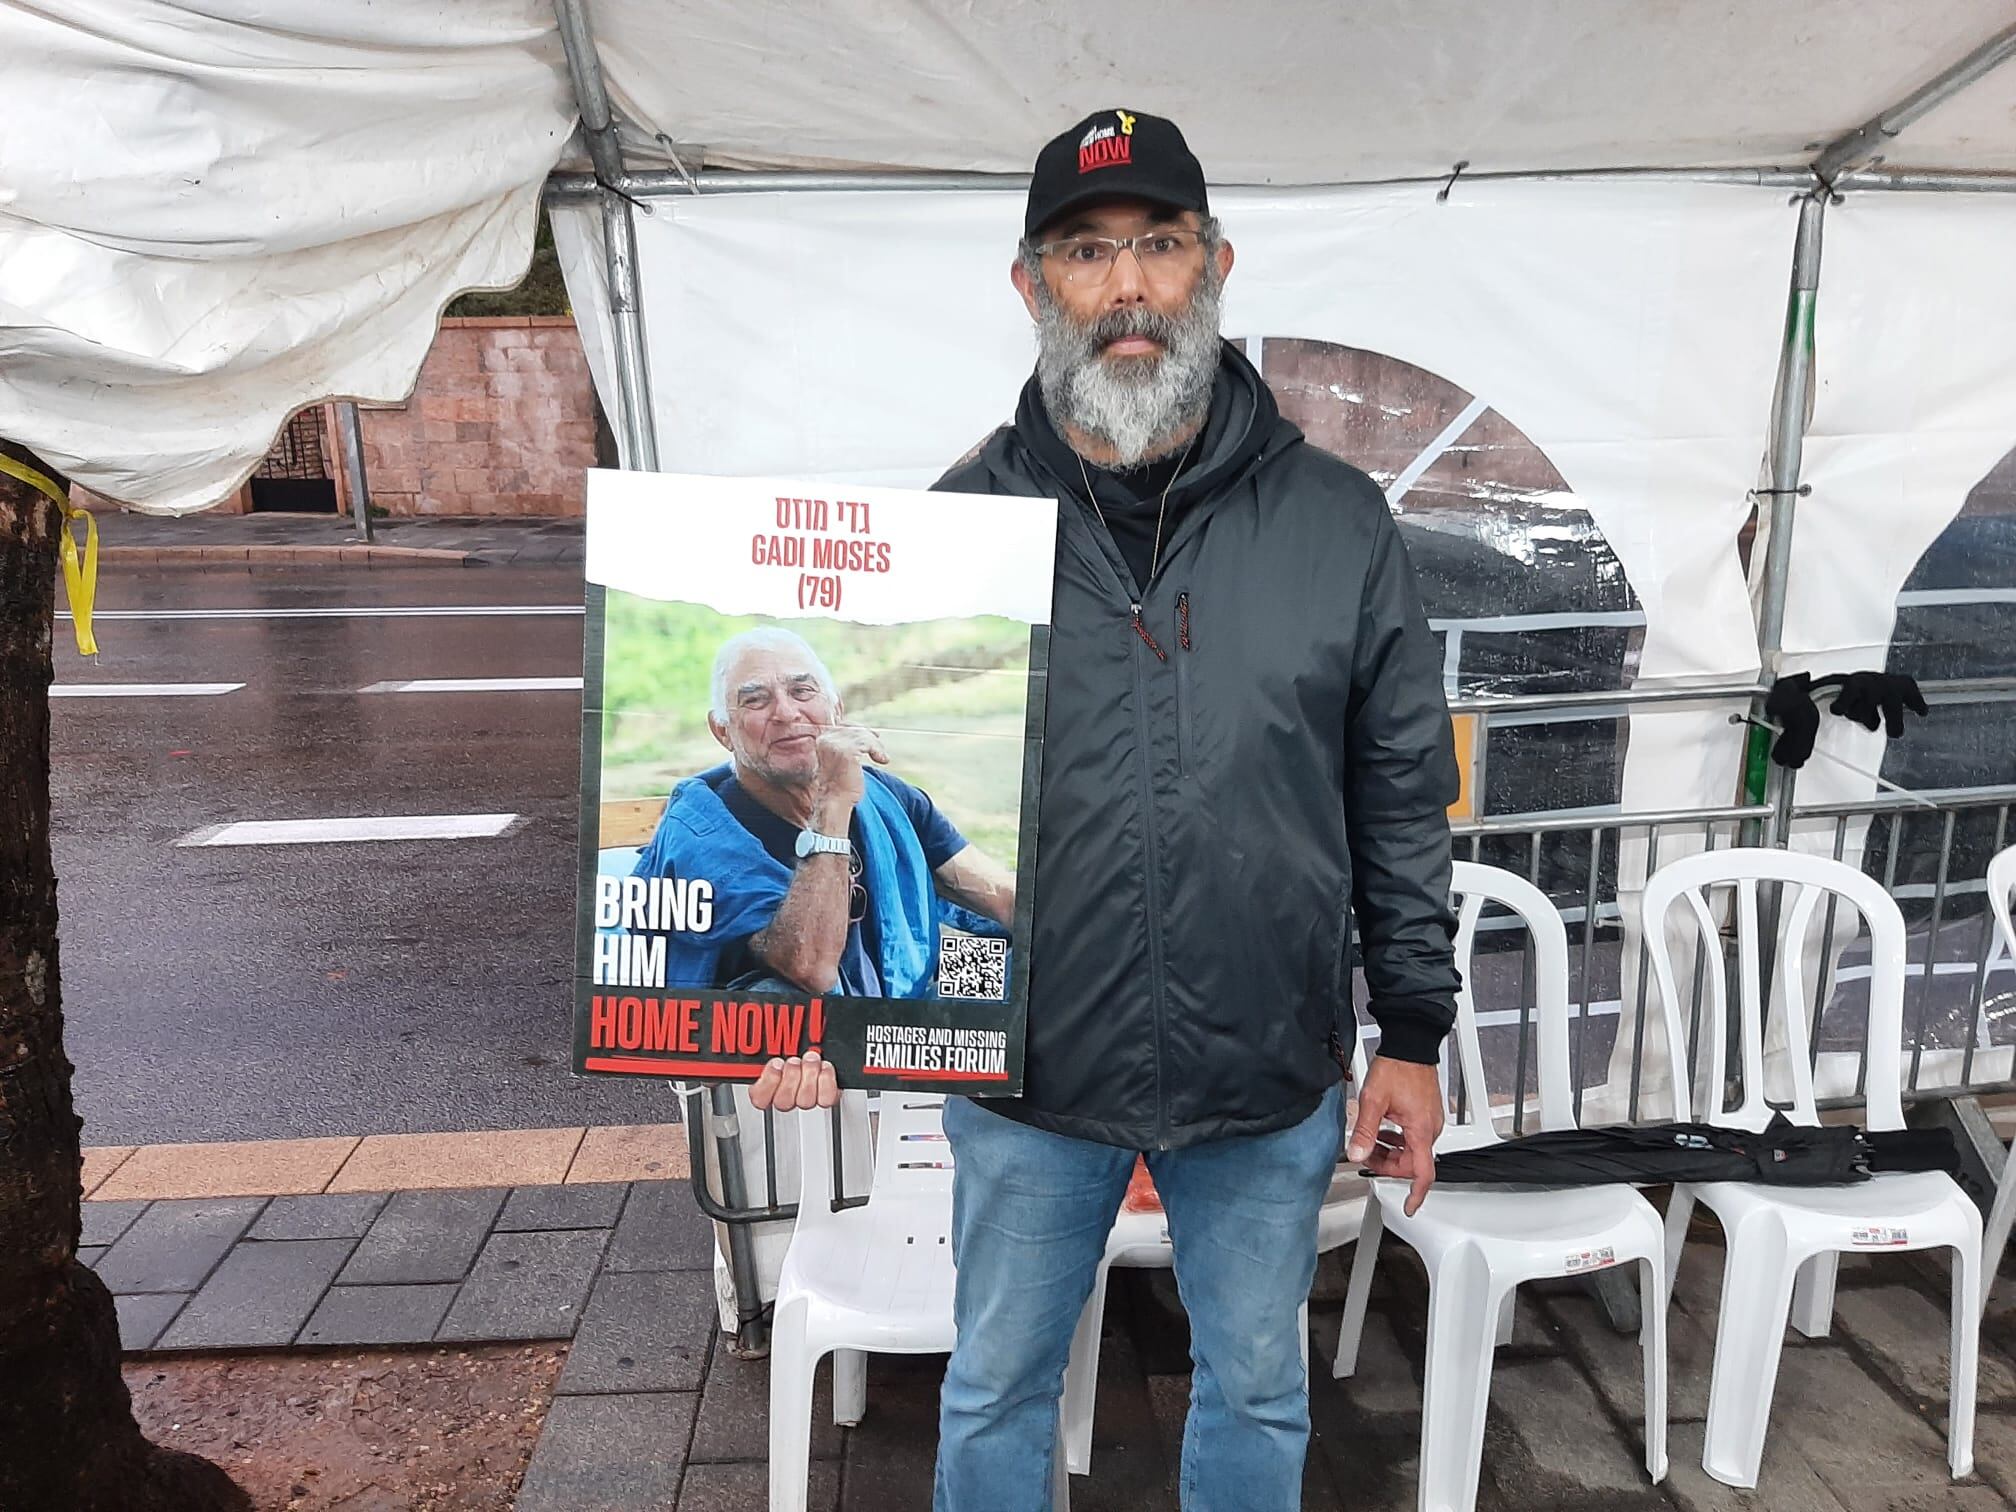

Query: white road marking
<box><xmin>177</xmin><ymin>814</ymin><xmax>520</xmax><ymax>847</ymax></box>
<box><xmin>61</xmin><ymin>605</ymin><xmax>582</xmax><ymax>622</ymax></box>
<box><xmin>51</xmin><ymin>682</ymin><xmax>244</xmax><ymax>698</ymax></box>
<box><xmin>360</xmin><ymin>677</ymin><xmax>583</xmax><ymax>693</ymax></box>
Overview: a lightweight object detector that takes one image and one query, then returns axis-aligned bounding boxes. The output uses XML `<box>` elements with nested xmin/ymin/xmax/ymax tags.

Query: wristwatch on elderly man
<box><xmin>794</xmin><ymin>828</ymin><xmax>851</xmax><ymax>860</ymax></box>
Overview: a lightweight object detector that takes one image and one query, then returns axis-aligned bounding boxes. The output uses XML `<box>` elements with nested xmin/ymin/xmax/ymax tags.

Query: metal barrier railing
<box><xmin>1449</xmin><ymin>801</ymin><xmax>1767</xmax><ymax>1132</ymax></box>
<box><xmin>1440</xmin><ymin>785</ymin><xmax>2016</xmax><ymax>1132</ymax></box>
<box><xmin>1792</xmin><ymin>786</ymin><xmax>2016</xmax><ymax>1107</ymax></box>
<box><xmin>683</xmin><ymin>685</ymin><xmax>2016</xmax><ymax>1349</ymax></box>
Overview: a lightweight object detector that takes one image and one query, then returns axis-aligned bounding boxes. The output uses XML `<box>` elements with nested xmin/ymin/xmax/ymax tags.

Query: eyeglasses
<box><xmin>1029</xmin><ymin>229</ymin><xmax>1207</xmax><ymax>284</ymax></box>
<box><xmin>847</xmin><ymin>847</ymin><xmax>867</xmax><ymax>925</ymax></box>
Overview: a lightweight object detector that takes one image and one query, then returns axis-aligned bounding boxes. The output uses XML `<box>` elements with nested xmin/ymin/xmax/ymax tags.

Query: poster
<box><xmin>574</xmin><ymin>469</ymin><xmax>1054</xmax><ymax>1094</ymax></box>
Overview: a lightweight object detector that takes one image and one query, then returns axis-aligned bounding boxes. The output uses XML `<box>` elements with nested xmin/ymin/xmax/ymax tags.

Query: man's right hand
<box><xmin>811</xmin><ymin>725</ymin><xmax>890</xmax><ymax>810</ymax></box>
<box><xmin>1346</xmin><ymin>1056</ymin><xmax>1444</xmax><ymax>1217</ymax></box>
<box><xmin>748</xmin><ymin>1050</ymin><xmax>840</xmax><ymax>1111</ymax></box>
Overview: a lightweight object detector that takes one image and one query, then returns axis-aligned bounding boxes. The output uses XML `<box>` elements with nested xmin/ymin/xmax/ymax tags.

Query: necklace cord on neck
<box><xmin>1074</xmin><ymin>429</ymin><xmax>1200</xmax><ymax>585</ymax></box>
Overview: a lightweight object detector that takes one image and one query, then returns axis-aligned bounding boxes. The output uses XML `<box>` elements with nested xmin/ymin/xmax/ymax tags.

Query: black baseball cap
<box><xmin>1024</xmin><ymin>109</ymin><xmax>1209</xmax><ymax>240</ymax></box>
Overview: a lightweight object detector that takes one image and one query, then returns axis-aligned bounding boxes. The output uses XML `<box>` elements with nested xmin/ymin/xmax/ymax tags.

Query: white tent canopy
<box><xmin>593</xmin><ymin>0</ymin><xmax>2016</xmax><ymax>179</ymax></box>
<box><xmin>3</xmin><ymin>1</ymin><xmax>2015</xmax><ymax>514</ymax></box>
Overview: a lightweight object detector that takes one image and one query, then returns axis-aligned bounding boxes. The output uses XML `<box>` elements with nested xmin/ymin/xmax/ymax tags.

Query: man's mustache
<box><xmin>1081</xmin><ymin>305</ymin><xmax>1184</xmax><ymax>351</ymax></box>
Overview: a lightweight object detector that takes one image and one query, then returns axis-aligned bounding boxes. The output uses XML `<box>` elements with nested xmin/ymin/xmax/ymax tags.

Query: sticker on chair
<box><xmin>1564</xmin><ymin>1246</ymin><xmax>1617</xmax><ymax>1272</ymax></box>
<box><xmin>1850</xmin><ymin>1225</ymin><xmax>1909</xmax><ymax>1247</ymax></box>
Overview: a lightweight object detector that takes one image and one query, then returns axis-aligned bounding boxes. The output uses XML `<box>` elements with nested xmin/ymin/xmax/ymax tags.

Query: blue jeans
<box><xmin>933</xmin><ymin>1087</ymin><xmax>1343</xmax><ymax>1512</ymax></box>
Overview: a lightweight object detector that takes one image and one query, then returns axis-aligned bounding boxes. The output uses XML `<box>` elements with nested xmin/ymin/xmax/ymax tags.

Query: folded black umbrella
<box><xmin>1427</xmin><ymin>1114</ymin><xmax>1956</xmax><ymax>1188</ymax></box>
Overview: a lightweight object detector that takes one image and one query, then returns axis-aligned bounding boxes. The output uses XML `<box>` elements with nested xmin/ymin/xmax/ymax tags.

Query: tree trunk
<box><xmin>0</xmin><ymin>442</ymin><xmax>248</xmax><ymax>1511</ymax></box>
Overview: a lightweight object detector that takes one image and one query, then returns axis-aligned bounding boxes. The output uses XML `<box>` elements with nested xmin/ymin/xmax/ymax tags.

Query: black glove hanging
<box><xmin>1763</xmin><ymin>670</ymin><xmax>1929</xmax><ymax>769</ymax></box>
<box><xmin>1818</xmin><ymin>671</ymin><xmax>1929</xmax><ymax>738</ymax></box>
<box><xmin>1764</xmin><ymin>672</ymin><xmax>1821</xmax><ymax>768</ymax></box>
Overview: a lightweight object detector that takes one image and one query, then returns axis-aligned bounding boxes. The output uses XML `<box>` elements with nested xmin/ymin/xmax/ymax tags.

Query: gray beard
<box><xmin>1033</xmin><ymin>266</ymin><xmax>1223</xmax><ymax>467</ymax></box>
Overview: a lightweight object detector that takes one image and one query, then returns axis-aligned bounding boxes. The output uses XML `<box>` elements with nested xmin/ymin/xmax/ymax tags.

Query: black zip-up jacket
<box><xmin>936</xmin><ymin>342</ymin><xmax>1461</xmax><ymax>1150</ymax></box>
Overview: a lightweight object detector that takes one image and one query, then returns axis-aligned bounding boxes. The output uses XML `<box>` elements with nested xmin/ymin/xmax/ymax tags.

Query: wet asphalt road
<box><xmin>49</xmin><ymin>563</ymin><xmax>677</xmax><ymax>1145</ymax></box>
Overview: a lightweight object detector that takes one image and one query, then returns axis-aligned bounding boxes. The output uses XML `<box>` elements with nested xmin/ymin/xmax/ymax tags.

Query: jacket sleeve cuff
<box><xmin>1368</xmin><ymin>997</ymin><xmax>1454</xmax><ymax>1066</ymax></box>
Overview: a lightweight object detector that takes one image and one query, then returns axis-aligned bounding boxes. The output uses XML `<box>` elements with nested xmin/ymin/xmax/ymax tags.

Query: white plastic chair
<box><xmin>768</xmin><ymin>1090</ymin><xmax>957</xmax><ymax>1512</ymax></box>
<box><xmin>1979</xmin><ymin>846</ymin><xmax>2016</xmax><ymax>1310</ymax></box>
<box><xmin>1333</xmin><ymin>861</ymin><xmax>1670</xmax><ymax>1512</ymax></box>
<box><xmin>1648</xmin><ymin>848</ymin><xmax>1981</xmax><ymax>1488</ymax></box>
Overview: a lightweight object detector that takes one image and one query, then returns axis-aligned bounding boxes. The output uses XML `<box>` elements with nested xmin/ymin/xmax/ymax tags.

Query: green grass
<box><xmin>446</xmin><ymin>211</ymin><xmax>569</xmax><ymax>318</ymax></box>
<box><xmin>598</xmin><ymin>592</ymin><xmax>1034</xmax><ymax>861</ymax></box>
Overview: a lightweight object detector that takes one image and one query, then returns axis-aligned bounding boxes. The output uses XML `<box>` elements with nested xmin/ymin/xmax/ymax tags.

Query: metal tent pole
<box><xmin>552</xmin><ymin>0</ymin><xmax>624</xmax><ymax>188</ymax></box>
<box><xmin>1835</xmin><ymin>169</ymin><xmax>2016</xmax><ymax>193</ymax></box>
<box><xmin>552</xmin><ymin>0</ymin><xmax>659</xmax><ymax>469</ymax></box>
<box><xmin>1808</xmin><ymin>21</ymin><xmax>2016</xmax><ymax>1179</ymax></box>
<box><xmin>334</xmin><ymin>402</ymin><xmax>374</xmax><ymax>544</ymax></box>
<box><xmin>1814</xmin><ymin>22</ymin><xmax>2016</xmax><ymax>185</ymax></box>
<box><xmin>1753</xmin><ymin>191</ymin><xmax>1826</xmax><ymax>850</ymax></box>
<box><xmin>1740</xmin><ymin>192</ymin><xmax>1828</xmax><ymax>1101</ymax></box>
<box><xmin>1767</xmin><ymin>19</ymin><xmax>2012</xmax><ymax>829</ymax></box>
<box><xmin>545</xmin><ymin>165</ymin><xmax>1807</xmax><ymax>204</ymax></box>
<box><xmin>598</xmin><ymin>193</ymin><xmax>659</xmax><ymax>470</ymax></box>
<box><xmin>557</xmin><ymin>0</ymin><xmax>763</xmax><ymax>1359</ymax></box>
<box><xmin>543</xmin><ymin>164</ymin><xmax>2016</xmax><ymax>208</ymax></box>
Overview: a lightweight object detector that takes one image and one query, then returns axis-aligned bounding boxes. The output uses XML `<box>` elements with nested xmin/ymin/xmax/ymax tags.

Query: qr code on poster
<box><xmin>938</xmin><ymin>935</ymin><xmax>1008</xmax><ymax>1000</ymax></box>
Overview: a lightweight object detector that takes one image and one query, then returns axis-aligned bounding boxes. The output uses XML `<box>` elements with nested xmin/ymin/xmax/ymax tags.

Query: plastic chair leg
<box><xmin>1051</xmin><ymin>1405</ymin><xmax>1073</xmax><ymax>1511</ymax></box>
<box><xmin>1638</xmin><ymin>1256</ymin><xmax>1669</xmax><ymax>1483</ymax></box>
<box><xmin>1494</xmin><ymin>1289</ymin><xmax>1517</xmax><ymax>1348</ymax></box>
<box><xmin>1060</xmin><ymin>1260</ymin><xmax>1112</xmax><ymax>1475</ymax></box>
<box><xmin>1789</xmin><ymin>1252</ymin><xmax>1838</xmax><ymax>1339</ymax></box>
<box><xmin>1299</xmin><ymin>1299</ymin><xmax>1311</xmax><ymax>1380</ymax></box>
<box><xmin>832</xmin><ymin>1347</ymin><xmax>867</xmax><ymax>1427</ymax></box>
<box><xmin>1984</xmin><ymin>1148</ymin><xmax>2016</xmax><ymax>1315</ymax></box>
<box><xmin>1662</xmin><ymin>1187</ymin><xmax>1697</xmax><ymax>1298</ymax></box>
<box><xmin>1415</xmin><ymin>1249</ymin><xmax>1501</xmax><ymax>1512</ymax></box>
<box><xmin>767</xmin><ymin>1300</ymin><xmax>819</xmax><ymax>1512</ymax></box>
<box><xmin>1950</xmin><ymin>1240</ymin><xmax>1981</xmax><ymax>1480</ymax></box>
<box><xmin>1334</xmin><ymin>1198</ymin><xmax>1384</xmax><ymax>1379</ymax></box>
<box><xmin>1699</xmin><ymin>1214</ymin><xmax>1796</xmax><ymax>1489</ymax></box>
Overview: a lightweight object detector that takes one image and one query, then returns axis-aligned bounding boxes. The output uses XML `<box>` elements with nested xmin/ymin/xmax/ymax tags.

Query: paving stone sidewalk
<box><xmin>89</xmin><ymin>1178</ymin><xmax>705</xmax><ymax>1356</ymax></box>
<box><xmin>89</xmin><ymin>1162</ymin><xmax>2016</xmax><ymax>1510</ymax></box>
<box><xmin>510</xmin><ymin>1223</ymin><xmax>2016</xmax><ymax>1512</ymax></box>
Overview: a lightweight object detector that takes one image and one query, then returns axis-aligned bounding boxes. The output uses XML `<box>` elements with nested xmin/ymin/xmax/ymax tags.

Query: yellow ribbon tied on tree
<box><xmin>0</xmin><ymin>454</ymin><xmax>98</xmax><ymax>656</ymax></box>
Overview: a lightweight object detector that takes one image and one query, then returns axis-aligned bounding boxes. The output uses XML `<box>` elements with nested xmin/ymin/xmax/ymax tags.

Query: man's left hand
<box><xmin>1345</xmin><ymin>1056</ymin><xmax>1445</xmax><ymax>1217</ymax></box>
<box><xmin>747</xmin><ymin>1050</ymin><xmax>840</xmax><ymax>1112</ymax></box>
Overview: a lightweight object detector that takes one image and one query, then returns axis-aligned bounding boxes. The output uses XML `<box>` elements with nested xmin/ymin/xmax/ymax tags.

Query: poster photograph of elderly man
<box><xmin>573</xmin><ymin>470</ymin><xmax>1055</xmax><ymax>1094</ymax></box>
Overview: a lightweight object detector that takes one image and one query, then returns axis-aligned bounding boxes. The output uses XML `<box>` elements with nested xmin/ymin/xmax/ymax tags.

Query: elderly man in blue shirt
<box><xmin>632</xmin><ymin>626</ymin><xmax>1016</xmax><ymax>995</ymax></box>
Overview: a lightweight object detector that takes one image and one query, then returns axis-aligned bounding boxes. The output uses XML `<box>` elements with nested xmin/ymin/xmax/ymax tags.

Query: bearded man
<box><xmin>752</xmin><ymin>110</ymin><xmax>1462</xmax><ymax>1511</ymax></box>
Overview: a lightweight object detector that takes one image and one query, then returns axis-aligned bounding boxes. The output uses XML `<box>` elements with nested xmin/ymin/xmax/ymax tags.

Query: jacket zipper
<box><xmin>1130</xmin><ymin>597</ymin><xmax>1173</xmax><ymax>1149</ymax></box>
<box><xmin>1175</xmin><ymin>591</ymin><xmax>1192</xmax><ymax>778</ymax></box>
